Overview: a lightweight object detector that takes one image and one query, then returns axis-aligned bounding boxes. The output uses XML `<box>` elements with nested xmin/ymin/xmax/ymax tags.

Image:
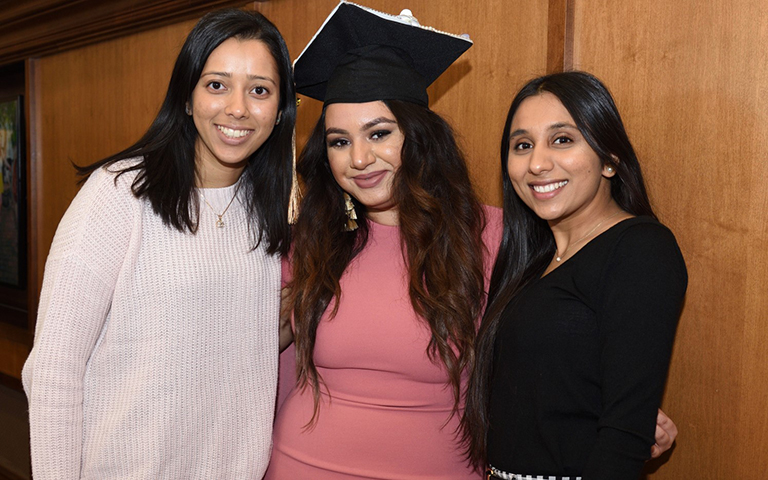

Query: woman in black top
<box><xmin>463</xmin><ymin>71</ymin><xmax>687</xmax><ymax>480</ymax></box>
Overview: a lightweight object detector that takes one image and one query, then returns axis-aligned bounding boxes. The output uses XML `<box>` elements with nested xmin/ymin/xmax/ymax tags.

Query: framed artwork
<box><xmin>0</xmin><ymin>95</ymin><xmax>25</xmax><ymax>292</ymax></box>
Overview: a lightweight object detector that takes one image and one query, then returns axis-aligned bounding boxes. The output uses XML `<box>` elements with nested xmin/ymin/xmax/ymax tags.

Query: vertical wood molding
<box><xmin>546</xmin><ymin>0</ymin><xmax>574</xmax><ymax>73</ymax></box>
<box><xmin>25</xmin><ymin>58</ymin><xmax>41</xmax><ymax>333</ymax></box>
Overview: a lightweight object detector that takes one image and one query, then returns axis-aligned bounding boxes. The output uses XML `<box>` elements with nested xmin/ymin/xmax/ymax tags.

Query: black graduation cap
<box><xmin>294</xmin><ymin>1</ymin><xmax>473</xmax><ymax>106</ymax></box>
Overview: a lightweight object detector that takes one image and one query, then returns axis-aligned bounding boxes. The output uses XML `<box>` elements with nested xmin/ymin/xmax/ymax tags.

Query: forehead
<box><xmin>325</xmin><ymin>101</ymin><xmax>395</xmax><ymax>128</ymax></box>
<box><xmin>202</xmin><ymin>37</ymin><xmax>279</xmax><ymax>79</ymax></box>
<box><xmin>511</xmin><ymin>92</ymin><xmax>574</xmax><ymax>130</ymax></box>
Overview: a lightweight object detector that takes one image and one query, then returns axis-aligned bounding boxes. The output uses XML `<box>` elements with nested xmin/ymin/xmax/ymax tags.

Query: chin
<box><xmin>216</xmin><ymin>153</ymin><xmax>252</xmax><ymax>167</ymax></box>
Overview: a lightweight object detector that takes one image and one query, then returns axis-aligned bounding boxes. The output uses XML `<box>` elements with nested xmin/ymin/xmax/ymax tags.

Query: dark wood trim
<box><xmin>0</xmin><ymin>371</ymin><xmax>25</xmax><ymax>393</ymax></box>
<box><xmin>25</xmin><ymin>58</ymin><xmax>41</xmax><ymax>332</ymax></box>
<box><xmin>546</xmin><ymin>0</ymin><xmax>575</xmax><ymax>73</ymax></box>
<box><xmin>0</xmin><ymin>464</ymin><xmax>28</xmax><ymax>480</ymax></box>
<box><xmin>0</xmin><ymin>322</ymin><xmax>32</xmax><ymax>348</ymax></box>
<box><xmin>0</xmin><ymin>0</ymin><xmax>261</xmax><ymax>66</ymax></box>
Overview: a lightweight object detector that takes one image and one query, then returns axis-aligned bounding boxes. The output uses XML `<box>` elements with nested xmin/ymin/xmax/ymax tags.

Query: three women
<box><xmin>24</xmin><ymin>3</ymin><xmax>684</xmax><ymax>479</ymax></box>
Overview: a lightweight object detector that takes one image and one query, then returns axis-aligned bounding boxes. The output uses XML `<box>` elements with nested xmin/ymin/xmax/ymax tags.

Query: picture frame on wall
<box><xmin>0</xmin><ymin>95</ymin><xmax>26</xmax><ymax>296</ymax></box>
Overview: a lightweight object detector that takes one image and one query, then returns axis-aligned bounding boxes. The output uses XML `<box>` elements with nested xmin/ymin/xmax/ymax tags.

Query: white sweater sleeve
<box><xmin>22</xmin><ymin>166</ymin><xmax>137</xmax><ymax>480</ymax></box>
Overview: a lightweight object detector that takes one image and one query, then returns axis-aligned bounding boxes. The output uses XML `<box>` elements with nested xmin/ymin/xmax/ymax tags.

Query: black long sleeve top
<box><xmin>487</xmin><ymin>216</ymin><xmax>687</xmax><ymax>479</ymax></box>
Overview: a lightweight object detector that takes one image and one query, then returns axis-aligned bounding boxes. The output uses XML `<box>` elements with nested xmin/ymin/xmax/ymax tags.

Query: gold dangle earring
<box><xmin>344</xmin><ymin>192</ymin><xmax>358</xmax><ymax>231</ymax></box>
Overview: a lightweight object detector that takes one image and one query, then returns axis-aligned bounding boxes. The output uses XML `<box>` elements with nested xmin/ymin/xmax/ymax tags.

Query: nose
<box><xmin>225</xmin><ymin>92</ymin><xmax>249</xmax><ymax>119</ymax></box>
<box><xmin>528</xmin><ymin>146</ymin><xmax>553</xmax><ymax>175</ymax></box>
<box><xmin>350</xmin><ymin>142</ymin><xmax>375</xmax><ymax>170</ymax></box>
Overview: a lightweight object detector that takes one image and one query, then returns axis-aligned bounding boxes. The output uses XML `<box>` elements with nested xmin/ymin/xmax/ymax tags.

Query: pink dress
<box><xmin>267</xmin><ymin>206</ymin><xmax>502</xmax><ymax>479</ymax></box>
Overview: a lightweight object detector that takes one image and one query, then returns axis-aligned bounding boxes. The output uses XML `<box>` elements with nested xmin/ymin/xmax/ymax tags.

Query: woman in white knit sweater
<box><xmin>22</xmin><ymin>9</ymin><xmax>296</xmax><ymax>480</ymax></box>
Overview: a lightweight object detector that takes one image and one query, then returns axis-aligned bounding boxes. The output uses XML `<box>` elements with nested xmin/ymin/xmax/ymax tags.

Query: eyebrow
<box><xmin>200</xmin><ymin>71</ymin><xmax>277</xmax><ymax>84</ymax></box>
<box><xmin>325</xmin><ymin>117</ymin><xmax>398</xmax><ymax>136</ymax></box>
<box><xmin>508</xmin><ymin>122</ymin><xmax>578</xmax><ymax>139</ymax></box>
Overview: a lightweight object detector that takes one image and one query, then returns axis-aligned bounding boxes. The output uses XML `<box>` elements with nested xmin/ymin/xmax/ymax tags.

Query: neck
<box><xmin>550</xmin><ymin>200</ymin><xmax>625</xmax><ymax>259</ymax></box>
<box><xmin>366</xmin><ymin>209</ymin><xmax>399</xmax><ymax>227</ymax></box>
<box><xmin>196</xmin><ymin>166</ymin><xmax>244</xmax><ymax>188</ymax></box>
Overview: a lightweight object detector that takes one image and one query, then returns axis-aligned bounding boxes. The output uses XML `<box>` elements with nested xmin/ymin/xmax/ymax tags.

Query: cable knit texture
<box><xmin>22</xmin><ymin>160</ymin><xmax>281</xmax><ymax>480</ymax></box>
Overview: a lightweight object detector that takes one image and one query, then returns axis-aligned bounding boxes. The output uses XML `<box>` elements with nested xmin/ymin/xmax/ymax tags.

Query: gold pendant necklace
<box><xmin>555</xmin><ymin>211</ymin><xmax>621</xmax><ymax>262</ymax></box>
<box><xmin>199</xmin><ymin>183</ymin><xmax>241</xmax><ymax>228</ymax></box>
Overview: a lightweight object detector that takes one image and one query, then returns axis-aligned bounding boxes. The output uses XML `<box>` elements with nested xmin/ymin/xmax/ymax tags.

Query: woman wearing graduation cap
<box><xmin>268</xmin><ymin>3</ymin><xmax>677</xmax><ymax>478</ymax></box>
<box><xmin>267</xmin><ymin>3</ymin><xmax>495</xmax><ymax>478</ymax></box>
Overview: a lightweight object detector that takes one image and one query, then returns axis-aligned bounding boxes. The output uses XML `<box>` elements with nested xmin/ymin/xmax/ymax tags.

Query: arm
<box><xmin>582</xmin><ymin>223</ymin><xmax>687</xmax><ymax>479</ymax></box>
<box><xmin>22</xmin><ymin>169</ymin><xmax>134</xmax><ymax>480</ymax></box>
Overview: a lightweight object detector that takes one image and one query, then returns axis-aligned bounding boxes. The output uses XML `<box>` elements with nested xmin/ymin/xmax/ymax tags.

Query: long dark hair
<box><xmin>77</xmin><ymin>8</ymin><xmax>296</xmax><ymax>255</ymax></box>
<box><xmin>289</xmin><ymin>99</ymin><xmax>487</xmax><ymax>423</ymax></box>
<box><xmin>462</xmin><ymin>71</ymin><xmax>656</xmax><ymax>468</ymax></box>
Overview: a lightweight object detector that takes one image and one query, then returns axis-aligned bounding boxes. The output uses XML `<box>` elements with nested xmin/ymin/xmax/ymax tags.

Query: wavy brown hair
<box><xmin>289</xmin><ymin>99</ymin><xmax>487</xmax><ymax>425</ymax></box>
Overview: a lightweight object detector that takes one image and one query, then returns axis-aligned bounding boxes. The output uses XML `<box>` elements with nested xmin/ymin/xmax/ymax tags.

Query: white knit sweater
<box><xmin>22</xmin><ymin>161</ymin><xmax>281</xmax><ymax>480</ymax></box>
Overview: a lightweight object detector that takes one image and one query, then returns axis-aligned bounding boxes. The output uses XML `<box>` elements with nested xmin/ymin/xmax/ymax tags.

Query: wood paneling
<box><xmin>0</xmin><ymin>0</ymin><xmax>254</xmax><ymax>65</ymax></box>
<box><xmin>29</xmin><ymin>0</ymin><xmax>551</xmax><ymax>297</ymax></box>
<box><xmin>572</xmin><ymin>1</ymin><xmax>768</xmax><ymax>477</ymax></box>
<box><xmin>547</xmin><ymin>0</ymin><xmax>575</xmax><ymax>72</ymax></box>
<box><xmin>32</xmin><ymin>20</ymin><xmax>198</xmax><ymax>297</ymax></box>
<box><xmin>15</xmin><ymin>0</ymin><xmax>551</xmax><ymax>383</ymax></box>
<box><xmin>10</xmin><ymin>1</ymin><xmax>766</xmax><ymax>478</ymax></box>
<box><xmin>26</xmin><ymin>58</ymin><xmax>41</xmax><ymax>332</ymax></box>
<box><xmin>252</xmin><ymin>0</ymin><xmax>551</xmax><ymax>207</ymax></box>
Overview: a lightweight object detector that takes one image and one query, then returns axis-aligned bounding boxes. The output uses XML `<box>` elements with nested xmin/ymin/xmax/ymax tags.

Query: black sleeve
<box><xmin>582</xmin><ymin>223</ymin><xmax>687</xmax><ymax>479</ymax></box>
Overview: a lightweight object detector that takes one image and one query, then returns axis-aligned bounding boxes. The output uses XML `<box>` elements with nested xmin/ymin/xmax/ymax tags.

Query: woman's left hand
<box><xmin>650</xmin><ymin>408</ymin><xmax>678</xmax><ymax>458</ymax></box>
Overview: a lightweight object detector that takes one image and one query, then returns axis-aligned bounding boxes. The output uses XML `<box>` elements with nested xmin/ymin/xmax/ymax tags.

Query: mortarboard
<box><xmin>293</xmin><ymin>1</ymin><xmax>473</xmax><ymax>106</ymax></box>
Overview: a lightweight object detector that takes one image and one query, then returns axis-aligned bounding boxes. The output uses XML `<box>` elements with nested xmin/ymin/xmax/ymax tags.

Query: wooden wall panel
<box><xmin>572</xmin><ymin>1</ymin><xmax>768</xmax><ymax>477</ymax></box>
<box><xmin>16</xmin><ymin>0</ymin><xmax>768</xmax><ymax>477</ymax></box>
<box><xmin>0</xmin><ymin>0</ymin><xmax>251</xmax><ymax>65</ymax></box>
<box><xmin>19</xmin><ymin>2</ymin><xmax>554</xmax><ymax>382</ymax></box>
<box><xmin>33</xmin><ymin>20</ymin><xmax>198</xmax><ymax>296</ymax></box>
<box><xmin>31</xmin><ymin>0</ymin><xmax>553</xmax><ymax>299</ymax></box>
<box><xmin>253</xmin><ymin>0</ymin><xmax>551</xmax><ymax>207</ymax></box>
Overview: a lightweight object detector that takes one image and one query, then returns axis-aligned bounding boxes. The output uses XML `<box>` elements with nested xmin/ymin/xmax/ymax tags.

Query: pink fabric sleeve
<box><xmin>482</xmin><ymin>205</ymin><xmax>504</xmax><ymax>281</ymax></box>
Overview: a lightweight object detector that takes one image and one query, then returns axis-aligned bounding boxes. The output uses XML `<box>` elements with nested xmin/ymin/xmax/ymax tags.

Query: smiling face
<box><xmin>189</xmin><ymin>37</ymin><xmax>281</xmax><ymax>187</ymax></box>
<box><xmin>324</xmin><ymin>101</ymin><xmax>404</xmax><ymax>226</ymax></box>
<box><xmin>506</xmin><ymin>92</ymin><xmax>616</xmax><ymax>227</ymax></box>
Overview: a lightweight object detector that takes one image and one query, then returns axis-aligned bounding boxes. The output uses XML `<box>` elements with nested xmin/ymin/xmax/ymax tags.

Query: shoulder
<box><xmin>52</xmin><ymin>158</ymin><xmax>144</xmax><ymax>256</ymax></box>
<box><xmin>480</xmin><ymin>205</ymin><xmax>504</xmax><ymax>280</ymax></box>
<box><xmin>78</xmin><ymin>157</ymin><xmax>142</xmax><ymax>201</ymax></box>
<box><xmin>603</xmin><ymin>216</ymin><xmax>687</xmax><ymax>285</ymax></box>
<box><xmin>481</xmin><ymin>204</ymin><xmax>503</xmax><ymax>251</ymax></box>
<box><xmin>611</xmin><ymin>216</ymin><xmax>684</xmax><ymax>259</ymax></box>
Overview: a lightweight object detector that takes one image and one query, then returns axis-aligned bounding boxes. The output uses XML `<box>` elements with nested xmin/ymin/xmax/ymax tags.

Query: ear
<box><xmin>185</xmin><ymin>102</ymin><xmax>192</xmax><ymax>116</ymax></box>
<box><xmin>602</xmin><ymin>154</ymin><xmax>619</xmax><ymax>178</ymax></box>
<box><xmin>275</xmin><ymin>110</ymin><xmax>282</xmax><ymax>126</ymax></box>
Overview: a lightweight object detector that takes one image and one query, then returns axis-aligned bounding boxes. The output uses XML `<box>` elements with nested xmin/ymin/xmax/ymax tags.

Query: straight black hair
<box><xmin>462</xmin><ymin>71</ymin><xmax>656</xmax><ymax>468</ymax></box>
<box><xmin>78</xmin><ymin>8</ymin><xmax>296</xmax><ymax>255</ymax></box>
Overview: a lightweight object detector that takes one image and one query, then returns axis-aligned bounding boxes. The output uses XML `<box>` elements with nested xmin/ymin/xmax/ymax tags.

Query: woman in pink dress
<box><xmin>267</xmin><ymin>3</ymin><xmax>677</xmax><ymax>479</ymax></box>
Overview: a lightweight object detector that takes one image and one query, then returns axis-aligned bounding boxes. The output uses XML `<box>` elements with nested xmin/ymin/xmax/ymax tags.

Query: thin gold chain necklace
<box><xmin>199</xmin><ymin>182</ymin><xmax>242</xmax><ymax>228</ymax></box>
<box><xmin>555</xmin><ymin>211</ymin><xmax>621</xmax><ymax>262</ymax></box>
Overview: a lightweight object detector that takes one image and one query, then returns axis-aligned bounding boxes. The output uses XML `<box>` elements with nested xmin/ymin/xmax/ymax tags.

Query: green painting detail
<box><xmin>0</xmin><ymin>98</ymin><xmax>21</xmax><ymax>286</ymax></box>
